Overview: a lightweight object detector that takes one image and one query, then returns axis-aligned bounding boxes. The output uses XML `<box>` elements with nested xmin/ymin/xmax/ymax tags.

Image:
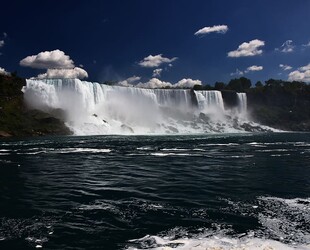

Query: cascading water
<box><xmin>237</xmin><ymin>92</ymin><xmax>247</xmax><ymax>114</ymax></box>
<box><xmin>194</xmin><ymin>90</ymin><xmax>225</xmax><ymax>112</ymax></box>
<box><xmin>22</xmin><ymin>79</ymin><xmax>275</xmax><ymax>135</ymax></box>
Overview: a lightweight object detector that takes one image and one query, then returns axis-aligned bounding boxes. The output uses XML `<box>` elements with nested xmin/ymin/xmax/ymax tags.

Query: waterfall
<box><xmin>237</xmin><ymin>92</ymin><xmax>247</xmax><ymax>114</ymax></box>
<box><xmin>22</xmin><ymin>79</ymin><xmax>269</xmax><ymax>135</ymax></box>
<box><xmin>194</xmin><ymin>90</ymin><xmax>225</xmax><ymax>111</ymax></box>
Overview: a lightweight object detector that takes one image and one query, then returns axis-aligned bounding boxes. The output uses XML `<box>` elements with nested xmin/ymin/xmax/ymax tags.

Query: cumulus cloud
<box><xmin>118</xmin><ymin>76</ymin><xmax>141</xmax><ymax>87</ymax></box>
<box><xmin>152</xmin><ymin>68</ymin><xmax>163</xmax><ymax>77</ymax></box>
<box><xmin>138</xmin><ymin>54</ymin><xmax>177</xmax><ymax>68</ymax></box>
<box><xmin>228</xmin><ymin>39</ymin><xmax>265</xmax><ymax>57</ymax></box>
<box><xmin>20</xmin><ymin>49</ymin><xmax>75</xmax><ymax>69</ymax></box>
<box><xmin>0</xmin><ymin>67</ymin><xmax>10</xmax><ymax>76</ymax></box>
<box><xmin>0</xmin><ymin>40</ymin><xmax>4</xmax><ymax>48</ymax></box>
<box><xmin>36</xmin><ymin>67</ymin><xmax>88</xmax><ymax>79</ymax></box>
<box><xmin>194</xmin><ymin>25</ymin><xmax>228</xmax><ymax>36</ymax></box>
<box><xmin>136</xmin><ymin>78</ymin><xmax>201</xmax><ymax>89</ymax></box>
<box><xmin>21</xmin><ymin>49</ymin><xmax>89</xmax><ymax>79</ymax></box>
<box><xmin>288</xmin><ymin>63</ymin><xmax>310</xmax><ymax>83</ymax></box>
<box><xmin>3</xmin><ymin>32</ymin><xmax>7</xmax><ymax>38</ymax></box>
<box><xmin>175</xmin><ymin>78</ymin><xmax>202</xmax><ymax>88</ymax></box>
<box><xmin>275</xmin><ymin>40</ymin><xmax>294</xmax><ymax>53</ymax></box>
<box><xmin>279</xmin><ymin>64</ymin><xmax>292</xmax><ymax>71</ymax></box>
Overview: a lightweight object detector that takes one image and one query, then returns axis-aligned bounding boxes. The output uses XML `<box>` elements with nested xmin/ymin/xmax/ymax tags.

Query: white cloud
<box><xmin>0</xmin><ymin>67</ymin><xmax>10</xmax><ymax>76</ymax></box>
<box><xmin>275</xmin><ymin>40</ymin><xmax>294</xmax><ymax>53</ymax></box>
<box><xmin>138</xmin><ymin>54</ymin><xmax>177</xmax><ymax>68</ymax></box>
<box><xmin>152</xmin><ymin>68</ymin><xmax>163</xmax><ymax>77</ymax></box>
<box><xmin>136</xmin><ymin>78</ymin><xmax>172</xmax><ymax>88</ymax></box>
<box><xmin>228</xmin><ymin>39</ymin><xmax>265</xmax><ymax>57</ymax></box>
<box><xmin>288</xmin><ymin>63</ymin><xmax>310</xmax><ymax>83</ymax></box>
<box><xmin>118</xmin><ymin>76</ymin><xmax>141</xmax><ymax>87</ymax></box>
<box><xmin>36</xmin><ymin>67</ymin><xmax>88</xmax><ymax>79</ymax></box>
<box><xmin>0</xmin><ymin>40</ymin><xmax>4</xmax><ymax>48</ymax></box>
<box><xmin>194</xmin><ymin>25</ymin><xmax>228</xmax><ymax>36</ymax></box>
<box><xmin>136</xmin><ymin>78</ymin><xmax>201</xmax><ymax>89</ymax></box>
<box><xmin>175</xmin><ymin>78</ymin><xmax>202</xmax><ymax>88</ymax></box>
<box><xmin>230</xmin><ymin>65</ymin><xmax>263</xmax><ymax>76</ymax></box>
<box><xmin>230</xmin><ymin>69</ymin><xmax>244</xmax><ymax>76</ymax></box>
<box><xmin>302</xmin><ymin>41</ymin><xmax>310</xmax><ymax>47</ymax></box>
<box><xmin>3</xmin><ymin>32</ymin><xmax>7</xmax><ymax>38</ymax></box>
<box><xmin>20</xmin><ymin>49</ymin><xmax>75</xmax><ymax>69</ymax></box>
<box><xmin>279</xmin><ymin>64</ymin><xmax>292</xmax><ymax>71</ymax></box>
<box><xmin>246</xmin><ymin>65</ymin><xmax>263</xmax><ymax>72</ymax></box>
<box><xmin>299</xmin><ymin>64</ymin><xmax>310</xmax><ymax>72</ymax></box>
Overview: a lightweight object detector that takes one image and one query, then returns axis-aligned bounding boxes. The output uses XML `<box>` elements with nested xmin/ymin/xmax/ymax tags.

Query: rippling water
<box><xmin>0</xmin><ymin>133</ymin><xmax>310</xmax><ymax>249</ymax></box>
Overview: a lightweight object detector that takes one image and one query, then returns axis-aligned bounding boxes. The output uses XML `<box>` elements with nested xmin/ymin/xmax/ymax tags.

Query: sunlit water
<box><xmin>0</xmin><ymin>133</ymin><xmax>310</xmax><ymax>249</ymax></box>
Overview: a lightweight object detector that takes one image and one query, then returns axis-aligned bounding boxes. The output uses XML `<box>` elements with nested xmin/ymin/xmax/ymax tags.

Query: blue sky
<box><xmin>0</xmin><ymin>0</ymin><xmax>310</xmax><ymax>85</ymax></box>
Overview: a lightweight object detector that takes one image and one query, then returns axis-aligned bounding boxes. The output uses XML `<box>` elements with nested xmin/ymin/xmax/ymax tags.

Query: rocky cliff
<box><xmin>0</xmin><ymin>74</ymin><xmax>71</xmax><ymax>137</ymax></box>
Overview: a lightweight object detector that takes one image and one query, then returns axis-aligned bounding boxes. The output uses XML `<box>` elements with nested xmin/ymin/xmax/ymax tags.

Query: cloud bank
<box><xmin>136</xmin><ymin>78</ymin><xmax>201</xmax><ymax>89</ymax></box>
<box><xmin>139</xmin><ymin>54</ymin><xmax>177</xmax><ymax>68</ymax></box>
<box><xmin>228</xmin><ymin>39</ymin><xmax>265</xmax><ymax>57</ymax></box>
<box><xmin>194</xmin><ymin>25</ymin><xmax>228</xmax><ymax>36</ymax></box>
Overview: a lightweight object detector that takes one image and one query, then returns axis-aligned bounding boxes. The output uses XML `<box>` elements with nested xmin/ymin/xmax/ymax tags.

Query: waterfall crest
<box><xmin>22</xmin><ymin>79</ymin><xmax>273</xmax><ymax>135</ymax></box>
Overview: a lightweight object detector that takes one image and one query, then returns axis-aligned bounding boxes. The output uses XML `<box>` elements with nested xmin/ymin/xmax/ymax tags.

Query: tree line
<box><xmin>193</xmin><ymin>77</ymin><xmax>310</xmax><ymax>93</ymax></box>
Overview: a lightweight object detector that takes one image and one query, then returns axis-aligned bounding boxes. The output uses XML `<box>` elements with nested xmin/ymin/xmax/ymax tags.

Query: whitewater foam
<box><xmin>127</xmin><ymin>234</ymin><xmax>309</xmax><ymax>250</ymax></box>
<box><xmin>127</xmin><ymin>196</ymin><xmax>310</xmax><ymax>250</ymax></box>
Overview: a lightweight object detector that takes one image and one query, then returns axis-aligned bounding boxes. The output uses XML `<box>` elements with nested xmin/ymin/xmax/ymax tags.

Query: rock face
<box><xmin>0</xmin><ymin>131</ymin><xmax>11</xmax><ymax>137</ymax></box>
<box><xmin>0</xmin><ymin>74</ymin><xmax>71</xmax><ymax>137</ymax></box>
<box><xmin>221</xmin><ymin>90</ymin><xmax>238</xmax><ymax>109</ymax></box>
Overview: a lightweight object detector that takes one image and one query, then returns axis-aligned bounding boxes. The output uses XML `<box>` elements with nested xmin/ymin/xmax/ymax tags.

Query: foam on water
<box><xmin>22</xmin><ymin>79</ymin><xmax>276</xmax><ymax>135</ymax></box>
<box><xmin>16</xmin><ymin>147</ymin><xmax>111</xmax><ymax>155</ymax></box>
<box><xmin>127</xmin><ymin>233</ymin><xmax>309</xmax><ymax>250</ymax></box>
<box><xmin>127</xmin><ymin>196</ymin><xmax>310</xmax><ymax>250</ymax></box>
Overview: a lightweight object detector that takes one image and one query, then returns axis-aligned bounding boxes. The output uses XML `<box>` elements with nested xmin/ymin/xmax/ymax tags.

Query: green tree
<box><xmin>227</xmin><ymin>77</ymin><xmax>251</xmax><ymax>92</ymax></box>
<box><xmin>214</xmin><ymin>82</ymin><xmax>226</xmax><ymax>90</ymax></box>
<box><xmin>255</xmin><ymin>81</ymin><xmax>263</xmax><ymax>88</ymax></box>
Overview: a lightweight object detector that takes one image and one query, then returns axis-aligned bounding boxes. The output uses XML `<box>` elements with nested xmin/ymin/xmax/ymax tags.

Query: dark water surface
<box><xmin>0</xmin><ymin>133</ymin><xmax>309</xmax><ymax>249</ymax></box>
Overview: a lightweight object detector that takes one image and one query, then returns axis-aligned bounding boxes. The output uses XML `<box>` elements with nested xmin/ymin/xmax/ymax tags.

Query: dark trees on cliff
<box><xmin>226</xmin><ymin>77</ymin><xmax>251</xmax><ymax>92</ymax></box>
